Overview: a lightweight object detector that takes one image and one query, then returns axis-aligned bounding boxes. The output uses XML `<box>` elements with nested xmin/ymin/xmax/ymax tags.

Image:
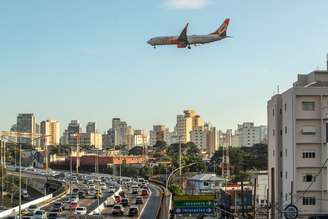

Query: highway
<box><xmin>100</xmin><ymin>183</ymin><xmax>162</xmax><ymax>218</ymax></box>
<box><xmin>7</xmin><ymin>169</ymin><xmax>164</xmax><ymax>219</ymax></box>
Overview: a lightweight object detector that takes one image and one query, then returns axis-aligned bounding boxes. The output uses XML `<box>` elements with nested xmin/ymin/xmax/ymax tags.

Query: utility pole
<box><xmin>19</xmin><ymin>143</ymin><xmax>22</xmax><ymax>219</ymax></box>
<box><xmin>266</xmin><ymin>188</ymin><xmax>269</xmax><ymax>219</ymax></box>
<box><xmin>241</xmin><ymin>178</ymin><xmax>245</xmax><ymax>218</ymax></box>
<box><xmin>290</xmin><ymin>181</ymin><xmax>294</xmax><ymax>204</ymax></box>
<box><xmin>253</xmin><ymin>178</ymin><xmax>257</xmax><ymax>219</ymax></box>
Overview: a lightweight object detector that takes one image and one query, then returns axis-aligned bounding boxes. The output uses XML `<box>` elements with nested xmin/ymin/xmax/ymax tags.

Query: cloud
<box><xmin>164</xmin><ymin>0</ymin><xmax>209</xmax><ymax>9</ymax></box>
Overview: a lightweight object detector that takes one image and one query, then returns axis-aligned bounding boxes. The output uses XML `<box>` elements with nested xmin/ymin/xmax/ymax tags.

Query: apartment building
<box><xmin>268</xmin><ymin>66</ymin><xmax>328</xmax><ymax>218</ymax></box>
<box><xmin>40</xmin><ymin>119</ymin><xmax>60</xmax><ymax>146</ymax></box>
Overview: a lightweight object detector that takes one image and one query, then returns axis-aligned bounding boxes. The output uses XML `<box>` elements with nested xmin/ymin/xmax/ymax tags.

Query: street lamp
<box><xmin>1</xmin><ymin>135</ymin><xmax>50</xmax><ymax>218</ymax></box>
<box><xmin>165</xmin><ymin>162</ymin><xmax>196</xmax><ymax>190</ymax></box>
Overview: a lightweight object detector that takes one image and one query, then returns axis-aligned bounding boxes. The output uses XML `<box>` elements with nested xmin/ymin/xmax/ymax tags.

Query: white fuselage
<box><xmin>147</xmin><ymin>34</ymin><xmax>224</xmax><ymax>46</ymax></box>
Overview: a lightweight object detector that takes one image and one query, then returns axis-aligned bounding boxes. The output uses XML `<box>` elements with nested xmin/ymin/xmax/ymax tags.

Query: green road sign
<box><xmin>174</xmin><ymin>200</ymin><xmax>214</xmax><ymax>208</ymax></box>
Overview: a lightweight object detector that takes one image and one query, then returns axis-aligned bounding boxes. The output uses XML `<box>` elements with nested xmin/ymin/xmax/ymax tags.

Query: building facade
<box><xmin>237</xmin><ymin>122</ymin><xmax>267</xmax><ymax>147</ymax></box>
<box><xmin>86</xmin><ymin>122</ymin><xmax>96</xmax><ymax>133</ymax></box>
<box><xmin>16</xmin><ymin>113</ymin><xmax>36</xmax><ymax>146</ymax></box>
<box><xmin>268</xmin><ymin>67</ymin><xmax>328</xmax><ymax>218</ymax></box>
<box><xmin>80</xmin><ymin>132</ymin><xmax>102</xmax><ymax>149</ymax></box>
<box><xmin>40</xmin><ymin>120</ymin><xmax>60</xmax><ymax>146</ymax></box>
<box><xmin>149</xmin><ymin>125</ymin><xmax>169</xmax><ymax>146</ymax></box>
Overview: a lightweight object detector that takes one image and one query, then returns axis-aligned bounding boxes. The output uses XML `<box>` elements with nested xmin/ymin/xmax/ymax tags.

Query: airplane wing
<box><xmin>178</xmin><ymin>23</ymin><xmax>189</xmax><ymax>44</ymax></box>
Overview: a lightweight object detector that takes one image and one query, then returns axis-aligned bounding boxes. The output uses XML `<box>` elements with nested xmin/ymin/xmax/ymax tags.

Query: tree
<box><xmin>128</xmin><ymin>146</ymin><xmax>144</xmax><ymax>156</ymax></box>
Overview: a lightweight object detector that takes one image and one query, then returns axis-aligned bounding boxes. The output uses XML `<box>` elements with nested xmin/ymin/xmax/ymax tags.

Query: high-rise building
<box><xmin>149</xmin><ymin>125</ymin><xmax>169</xmax><ymax>146</ymax></box>
<box><xmin>80</xmin><ymin>132</ymin><xmax>102</xmax><ymax>149</ymax></box>
<box><xmin>86</xmin><ymin>122</ymin><xmax>96</xmax><ymax>133</ymax></box>
<box><xmin>190</xmin><ymin>123</ymin><xmax>218</xmax><ymax>155</ymax></box>
<box><xmin>40</xmin><ymin>120</ymin><xmax>60</xmax><ymax>146</ymax></box>
<box><xmin>237</xmin><ymin>122</ymin><xmax>267</xmax><ymax>147</ymax></box>
<box><xmin>111</xmin><ymin>118</ymin><xmax>133</xmax><ymax>146</ymax></box>
<box><xmin>176</xmin><ymin>110</ymin><xmax>204</xmax><ymax>143</ymax></box>
<box><xmin>67</xmin><ymin>120</ymin><xmax>81</xmax><ymax>145</ymax></box>
<box><xmin>133</xmin><ymin>130</ymin><xmax>148</xmax><ymax>147</ymax></box>
<box><xmin>268</xmin><ymin>64</ymin><xmax>328</xmax><ymax>218</ymax></box>
<box><xmin>16</xmin><ymin>113</ymin><xmax>36</xmax><ymax>145</ymax></box>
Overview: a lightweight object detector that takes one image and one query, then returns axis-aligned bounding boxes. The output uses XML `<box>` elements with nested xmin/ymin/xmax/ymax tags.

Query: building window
<box><xmin>302</xmin><ymin>101</ymin><xmax>315</xmax><ymax>111</ymax></box>
<box><xmin>303</xmin><ymin>197</ymin><xmax>316</xmax><ymax>205</ymax></box>
<box><xmin>285</xmin><ymin>126</ymin><xmax>287</xmax><ymax>134</ymax></box>
<box><xmin>285</xmin><ymin>149</ymin><xmax>287</xmax><ymax>156</ymax></box>
<box><xmin>273</xmin><ymin>150</ymin><xmax>275</xmax><ymax>157</ymax></box>
<box><xmin>285</xmin><ymin>171</ymin><xmax>287</xmax><ymax>179</ymax></box>
<box><xmin>303</xmin><ymin>152</ymin><xmax>315</xmax><ymax>158</ymax></box>
<box><xmin>303</xmin><ymin>174</ymin><xmax>316</xmax><ymax>182</ymax></box>
<box><xmin>273</xmin><ymin>109</ymin><xmax>275</xmax><ymax>117</ymax></box>
<box><xmin>285</xmin><ymin>104</ymin><xmax>287</xmax><ymax>111</ymax></box>
<box><xmin>273</xmin><ymin>129</ymin><xmax>275</xmax><ymax>136</ymax></box>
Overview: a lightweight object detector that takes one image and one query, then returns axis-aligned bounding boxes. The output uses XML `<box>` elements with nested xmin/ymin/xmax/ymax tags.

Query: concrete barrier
<box><xmin>0</xmin><ymin>194</ymin><xmax>53</xmax><ymax>218</ymax></box>
<box><xmin>88</xmin><ymin>187</ymin><xmax>122</xmax><ymax>215</ymax></box>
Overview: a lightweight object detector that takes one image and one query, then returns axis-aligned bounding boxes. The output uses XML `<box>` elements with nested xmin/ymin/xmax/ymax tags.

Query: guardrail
<box><xmin>88</xmin><ymin>187</ymin><xmax>122</xmax><ymax>215</ymax></box>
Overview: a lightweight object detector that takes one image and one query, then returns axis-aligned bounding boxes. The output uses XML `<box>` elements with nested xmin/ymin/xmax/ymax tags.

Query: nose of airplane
<box><xmin>147</xmin><ymin>39</ymin><xmax>153</xmax><ymax>45</ymax></box>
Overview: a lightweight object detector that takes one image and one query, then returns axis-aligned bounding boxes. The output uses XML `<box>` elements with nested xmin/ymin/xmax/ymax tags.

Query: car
<box><xmin>27</xmin><ymin>204</ymin><xmax>40</xmax><ymax>214</ymax></box>
<box><xmin>114</xmin><ymin>195</ymin><xmax>122</xmax><ymax>204</ymax></box>
<box><xmin>141</xmin><ymin>189</ymin><xmax>149</xmax><ymax>197</ymax></box>
<box><xmin>22</xmin><ymin>216</ymin><xmax>33</xmax><ymax>219</ymax></box>
<box><xmin>74</xmin><ymin>207</ymin><xmax>87</xmax><ymax>215</ymax></box>
<box><xmin>131</xmin><ymin>185</ymin><xmax>139</xmax><ymax>194</ymax></box>
<box><xmin>63</xmin><ymin>197</ymin><xmax>71</xmax><ymax>204</ymax></box>
<box><xmin>105</xmin><ymin>197</ymin><xmax>115</xmax><ymax>207</ymax></box>
<box><xmin>108</xmin><ymin>186</ymin><xmax>115</xmax><ymax>193</ymax></box>
<box><xmin>69</xmin><ymin>201</ymin><xmax>79</xmax><ymax>210</ymax></box>
<box><xmin>47</xmin><ymin>212</ymin><xmax>59</xmax><ymax>219</ymax></box>
<box><xmin>22</xmin><ymin>189</ymin><xmax>29</xmax><ymax>199</ymax></box>
<box><xmin>99</xmin><ymin>182</ymin><xmax>107</xmax><ymax>190</ymax></box>
<box><xmin>135</xmin><ymin>196</ymin><xmax>143</xmax><ymax>205</ymax></box>
<box><xmin>78</xmin><ymin>191</ymin><xmax>85</xmax><ymax>198</ymax></box>
<box><xmin>53</xmin><ymin>202</ymin><xmax>64</xmax><ymax>211</ymax></box>
<box><xmin>88</xmin><ymin>184</ymin><xmax>96</xmax><ymax>189</ymax></box>
<box><xmin>70</xmin><ymin>194</ymin><xmax>79</xmax><ymax>202</ymax></box>
<box><xmin>33</xmin><ymin>210</ymin><xmax>46</xmax><ymax>219</ymax></box>
<box><xmin>111</xmin><ymin>204</ymin><xmax>124</xmax><ymax>216</ymax></box>
<box><xmin>121</xmin><ymin>198</ymin><xmax>129</xmax><ymax>207</ymax></box>
<box><xmin>72</xmin><ymin>188</ymin><xmax>79</xmax><ymax>194</ymax></box>
<box><xmin>128</xmin><ymin>205</ymin><xmax>139</xmax><ymax>217</ymax></box>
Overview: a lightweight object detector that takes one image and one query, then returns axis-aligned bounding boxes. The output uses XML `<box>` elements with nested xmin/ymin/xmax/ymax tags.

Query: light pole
<box><xmin>166</xmin><ymin>162</ymin><xmax>196</xmax><ymax>190</ymax></box>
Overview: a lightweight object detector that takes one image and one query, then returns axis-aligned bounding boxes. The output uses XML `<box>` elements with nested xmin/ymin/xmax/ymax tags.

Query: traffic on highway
<box><xmin>4</xmin><ymin>167</ymin><xmax>156</xmax><ymax>219</ymax></box>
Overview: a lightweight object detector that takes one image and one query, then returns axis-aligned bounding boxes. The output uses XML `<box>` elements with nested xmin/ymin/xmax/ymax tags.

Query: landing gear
<box><xmin>188</xmin><ymin>45</ymin><xmax>191</xmax><ymax>49</ymax></box>
<box><xmin>153</xmin><ymin>46</ymin><xmax>156</xmax><ymax>49</ymax></box>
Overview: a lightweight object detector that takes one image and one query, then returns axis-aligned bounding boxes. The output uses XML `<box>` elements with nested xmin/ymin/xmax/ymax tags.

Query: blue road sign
<box><xmin>284</xmin><ymin>204</ymin><xmax>298</xmax><ymax>219</ymax></box>
<box><xmin>175</xmin><ymin>207</ymin><xmax>214</xmax><ymax>214</ymax></box>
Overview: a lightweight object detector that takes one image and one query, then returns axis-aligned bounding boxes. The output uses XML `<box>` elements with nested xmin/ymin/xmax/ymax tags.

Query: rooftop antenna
<box><xmin>326</xmin><ymin>53</ymin><xmax>328</xmax><ymax>71</ymax></box>
<box><xmin>277</xmin><ymin>85</ymin><xmax>280</xmax><ymax>94</ymax></box>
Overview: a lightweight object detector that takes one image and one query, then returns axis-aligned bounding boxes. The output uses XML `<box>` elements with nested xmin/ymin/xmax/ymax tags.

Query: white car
<box><xmin>99</xmin><ymin>182</ymin><xmax>107</xmax><ymax>190</ymax></box>
<box><xmin>74</xmin><ymin>207</ymin><xmax>87</xmax><ymax>215</ymax></box>
<box><xmin>108</xmin><ymin>186</ymin><xmax>115</xmax><ymax>193</ymax></box>
<box><xmin>88</xmin><ymin>184</ymin><xmax>96</xmax><ymax>189</ymax></box>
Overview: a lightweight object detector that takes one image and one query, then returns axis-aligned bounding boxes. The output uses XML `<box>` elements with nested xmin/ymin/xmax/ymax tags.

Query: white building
<box><xmin>133</xmin><ymin>130</ymin><xmax>148</xmax><ymax>147</ymax></box>
<box><xmin>268</xmin><ymin>64</ymin><xmax>328</xmax><ymax>218</ymax></box>
<box><xmin>237</xmin><ymin>122</ymin><xmax>267</xmax><ymax>147</ymax></box>
<box><xmin>40</xmin><ymin>120</ymin><xmax>60</xmax><ymax>146</ymax></box>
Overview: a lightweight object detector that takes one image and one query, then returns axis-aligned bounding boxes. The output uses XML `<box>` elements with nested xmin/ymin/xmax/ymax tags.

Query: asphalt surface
<box><xmin>140</xmin><ymin>184</ymin><xmax>161</xmax><ymax>219</ymax></box>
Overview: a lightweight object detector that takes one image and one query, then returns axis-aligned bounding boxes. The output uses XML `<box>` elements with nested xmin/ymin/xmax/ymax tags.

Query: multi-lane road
<box><xmin>8</xmin><ymin>169</ymin><xmax>164</xmax><ymax>219</ymax></box>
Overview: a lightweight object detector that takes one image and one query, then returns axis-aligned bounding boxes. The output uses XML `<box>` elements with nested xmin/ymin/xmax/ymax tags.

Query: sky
<box><xmin>1</xmin><ymin>0</ymin><xmax>328</xmax><ymax>133</ymax></box>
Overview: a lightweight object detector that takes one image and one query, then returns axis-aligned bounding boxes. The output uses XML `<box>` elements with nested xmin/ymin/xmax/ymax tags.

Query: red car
<box><xmin>141</xmin><ymin>189</ymin><xmax>149</xmax><ymax>197</ymax></box>
<box><xmin>69</xmin><ymin>201</ymin><xmax>79</xmax><ymax>210</ymax></box>
<box><xmin>114</xmin><ymin>195</ymin><xmax>122</xmax><ymax>204</ymax></box>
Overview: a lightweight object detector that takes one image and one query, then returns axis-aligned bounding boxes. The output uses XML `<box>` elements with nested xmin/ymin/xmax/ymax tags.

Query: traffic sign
<box><xmin>173</xmin><ymin>195</ymin><xmax>215</xmax><ymax>215</ymax></box>
<box><xmin>174</xmin><ymin>195</ymin><xmax>215</xmax><ymax>201</ymax></box>
<box><xmin>174</xmin><ymin>200</ymin><xmax>214</xmax><ymax>208</ymax></box>
<box><xmin>284</xmin><ymin>204</ymin><xmax>298</xmax><ymax>219</ymax></box>
<box><xmin>175</xmin><ymin>207</ymin><xmax>214</xmax><ymax>214</ymax></box>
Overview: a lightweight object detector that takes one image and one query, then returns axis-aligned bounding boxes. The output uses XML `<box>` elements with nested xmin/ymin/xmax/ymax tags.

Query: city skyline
<box><xmin>1</xmin><ymin>1</ymin><xmax>328</xmax><ymax>133</ymax></box>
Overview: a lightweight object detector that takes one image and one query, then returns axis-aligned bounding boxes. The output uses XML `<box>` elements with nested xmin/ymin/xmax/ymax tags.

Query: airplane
<box><xmin>147</xmin><ymin>18</ymin><xmax>230</xmax><ymax>49</ymax></box>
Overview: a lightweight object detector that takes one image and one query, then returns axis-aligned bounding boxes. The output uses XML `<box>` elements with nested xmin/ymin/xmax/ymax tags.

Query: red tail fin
<box><xmin>210</xmin><ymin>18</ymin><xmax>230</xmax><ymax>36</ymax></box>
